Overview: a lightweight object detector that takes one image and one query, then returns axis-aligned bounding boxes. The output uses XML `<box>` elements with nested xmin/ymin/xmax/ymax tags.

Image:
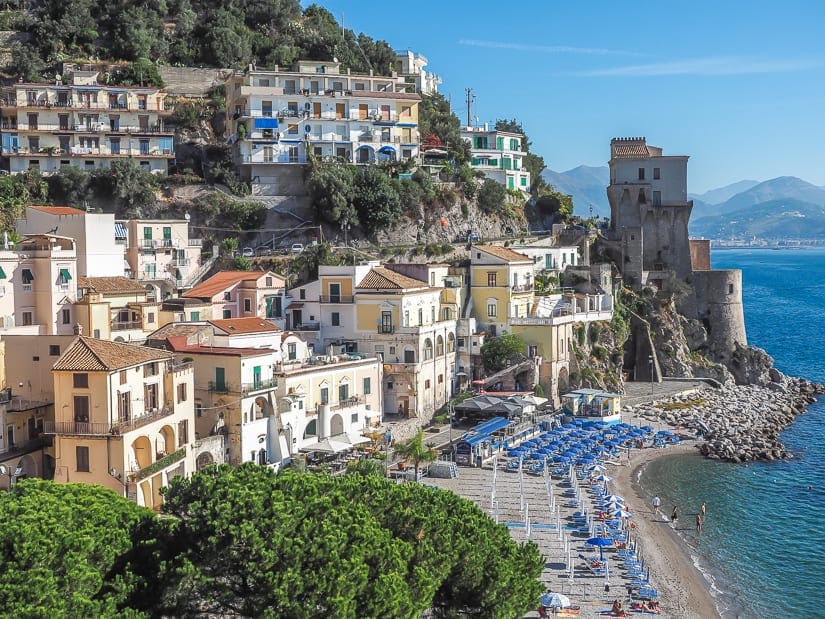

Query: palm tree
<box><xmin>392</xmin><ymin>429</ymin><xmax>438</xmax><ymax>482</ymax></box>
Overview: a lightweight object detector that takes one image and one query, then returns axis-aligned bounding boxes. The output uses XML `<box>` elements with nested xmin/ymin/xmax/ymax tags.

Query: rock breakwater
<box><xmin>625</xmin><ymin>378</ymin><xmax>824</xmax><ymax>462</ymax></box>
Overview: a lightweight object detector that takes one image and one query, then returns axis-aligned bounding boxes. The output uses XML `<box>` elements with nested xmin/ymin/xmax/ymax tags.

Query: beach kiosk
<box><xmin>455</xmin><ymin>416</ymin><xmax>510</xmax><ymax>466</ymax></box>
<box><xmin>561</xmin><ymin>389</ymin><xmax>622</xmax><ymax>425</ymax></box>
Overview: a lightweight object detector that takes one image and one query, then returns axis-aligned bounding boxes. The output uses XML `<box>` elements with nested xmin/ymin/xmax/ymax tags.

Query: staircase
<box><xmin>181</xmin><ymin>255</ymin><xmax>217</xmax><ymax>289</ymax></box>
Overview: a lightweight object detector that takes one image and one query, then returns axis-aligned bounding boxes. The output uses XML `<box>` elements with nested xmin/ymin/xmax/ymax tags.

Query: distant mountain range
<box><xmin>542</xmin><ymin>166</ymin><xmax>825</xmax><ymax>240</ymax></box>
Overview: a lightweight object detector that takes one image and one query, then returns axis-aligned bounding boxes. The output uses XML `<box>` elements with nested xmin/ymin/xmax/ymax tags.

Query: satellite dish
<box><xmin>184</xmin><ymin>213</ymin><xmax>191</xmax><ymax>221</ymax></box>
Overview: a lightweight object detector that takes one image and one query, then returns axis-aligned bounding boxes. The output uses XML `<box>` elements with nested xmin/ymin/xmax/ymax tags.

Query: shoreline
<box><xmin>611</xmin><ymin>440</ymin><xmax>721</xmax><ymax>619</ymax></box>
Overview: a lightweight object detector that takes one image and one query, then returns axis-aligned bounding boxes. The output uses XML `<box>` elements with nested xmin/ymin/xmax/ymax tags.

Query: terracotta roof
<box><xmin>168</xmin><ymin>343</ymin><xmax>275</xmax><ymax>358</ymax></box>
<box><xmin>474</xmin><ymin>245</ymin><xmax>533</xmax><ymax>264</ymax></box>
<box><xmin>28</xmin><ymin>205</ymin><xmax>87</xmax><ymax>216</ymax></box>
<box><xmin>145</xmin><ymin>323</ymin><xmax>212</xmax><ymax>342</ymax></box>
<box><xmin>77</xmin><ymin>276</ymin><xmax>147</xmax><ymax>294</ymax></box>
<box><xmin>183</xmin><ymin>271</ymin><xmax>263</xmax><ymax>299</ymax></box>
<box><xmin>53</xmin><ymin>336</ymin><xmax>172</xmax><ymax>372</ymax></box>
<box><xmin>356</xmin><ymin>267</ymin><xmax>428</xmax><ymax>290</ymax></box>
<box><xmin>610</xmin><ymin>137</ymin><xmax>652</xmax><ymax>158</ymax></box>
<box><xmin>208</xmin><ymin>317</ymin><xmax>281</xmax><ymax>334</ymax></box>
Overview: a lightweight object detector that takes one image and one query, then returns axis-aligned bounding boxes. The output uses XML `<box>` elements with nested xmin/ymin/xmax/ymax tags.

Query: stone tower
<box><xmin>606</xmin><ymin>137</ymin><xmax>693</xmax><ymax>290</ymax></box>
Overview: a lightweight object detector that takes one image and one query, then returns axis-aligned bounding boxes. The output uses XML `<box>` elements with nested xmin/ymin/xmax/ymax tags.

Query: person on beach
<box><xmin>652</xmin><ymin>495</ymin><xmax>661</xmax><ymax>514</ymax></box>
<box><xmin>671</xmin><ymin>505</ymin><xmax>678</xmax><ymax>523</ymax></box>
<box><xmin>611</xmin><ymin>599</ymin><xmax>625</xmax><ymax>616</ymax></box>
<box><xmin>696</xmin><ymin>513</ymin><xmax>702</xmax><ymax>534</ymax></box>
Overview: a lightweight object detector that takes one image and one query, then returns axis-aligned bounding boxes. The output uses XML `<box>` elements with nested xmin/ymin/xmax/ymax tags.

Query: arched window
<box><xmin>447</xmin><ymin>332</ymin><xmax>455</xmax><ymax>353</ymax></box>
<box><xmin>436</xmin><ymin>335</ymin><xmax>444</xmax><ymax>356</ymax></box>
<box><xmin>423</xmin><ymin>338</ymin><xmax>433</xmax><ymax>361</ymax></box>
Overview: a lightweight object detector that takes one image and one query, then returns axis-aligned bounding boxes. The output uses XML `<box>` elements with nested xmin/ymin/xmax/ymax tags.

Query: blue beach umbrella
<box><xmin>540</xmin><ymin>592</ymin><xmax>571</xmax><ymax>609</ymax></box>
<box><xmin>585</xmin><ymin>536</ymin><xmax>614</xmax><ymax>560</ymax></box>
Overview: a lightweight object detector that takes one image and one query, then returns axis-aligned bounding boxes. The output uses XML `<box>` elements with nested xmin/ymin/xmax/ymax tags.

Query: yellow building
<box><xmin>46</xmin><ymin>336</ymin><xmax>196</xmax><ymax>510</ymax></box>
<box><xmin>469</xmin><ymin>245</ymin><xmax>535</xmax><ymax>336</ymax></box>
<box><xmin>74</xmin><ymin>276</ymin><xmax>159</xmax><ymax>343</ymax></box>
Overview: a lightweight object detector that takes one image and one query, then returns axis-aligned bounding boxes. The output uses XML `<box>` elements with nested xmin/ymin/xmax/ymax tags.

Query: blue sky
<box><xmin>310</xmin><ymin>0</ymin><xmax>825</xmax><ymax>193</ymax></box>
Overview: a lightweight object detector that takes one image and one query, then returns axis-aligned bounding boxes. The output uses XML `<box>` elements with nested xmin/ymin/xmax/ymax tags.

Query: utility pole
<box><xmin>465</xmin><ymin>88</ymin><xmax>474</xmax><ymax>128</ymax></box>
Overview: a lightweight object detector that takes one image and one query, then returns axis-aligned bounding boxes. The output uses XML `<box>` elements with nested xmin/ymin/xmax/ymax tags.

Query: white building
<box><xmin>394</xmin><ymin>49</ymin><xmax>441</xmax><ymax>95</ymax></box>
<box><xmin>461</xmin><ymin>124</ymin><xmax>531</xmax><ymax>191</ymax></box>
<box><xmin>16</xmin><ymin>205</ymin><xmax>123</xmax><ymax>277</ymax></box>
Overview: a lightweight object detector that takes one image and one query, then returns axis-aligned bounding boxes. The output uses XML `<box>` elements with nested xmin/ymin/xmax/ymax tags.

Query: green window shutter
<box><xmin>520</xmin><ymin>177</ymin><xmax>527</xmax><ymax>186</ymax></box>
<box><xmin>0</xmin><ymin>266</ymin><xmax>6</xmax><ymax>279</ymax></box>
<box><xmin>339</xmin><ymin>383</ymin><xmax>349</xmax><ymax>402</ymax></box>
<box><xmin>496</xmin><ymin>137</ymin><xmax>503</xmax><ymax>149</ymax></box>
<box><xmin>472</xmin><ymin>158</ymin><xmax>480</xmax><ymax>166</ymax></box>
<box><xmin>508</xmin><ymin>177</ymin><xmax>515</xmax><ymax>189</ymax></box>
<box><xmin>191</xmin><ymin>311</ymin><xmax>200</xmax><ymax>321</ymax></box>
<box><xmin>143</xmin><ymin>227</ymin><xmax>152</xmax><ymax>239</ymax></box>
<box><xmin>163</xmin><ymin>227</ymin><xmax>171</xmax><ymax>240</ymax></box>
<box><xmin>489</xmin><ymin>158</ymin><xmax>497</xmax><ymax>167</ymax></box>
<box><xmin>59</xmin><ymin>268</ymin><xmax>72</xmax><ymax>281</ymax></box>
<box><xmin>363</xmin><ymin>377</ymin><xmax>371</xmax><ymax>395</ymax></box>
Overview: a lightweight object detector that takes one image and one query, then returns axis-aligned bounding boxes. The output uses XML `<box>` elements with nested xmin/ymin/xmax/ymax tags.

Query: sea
<box><xmin>638</xmin><ymin>248</ymin><xmax>825</xmax><ymax>619</ymax></box>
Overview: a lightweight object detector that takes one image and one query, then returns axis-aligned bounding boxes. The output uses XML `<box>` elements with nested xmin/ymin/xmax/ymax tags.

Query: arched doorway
<box><xmin>196</xmin><ymin>451</ymin><xmax>215</xmax><ymax>471</ymax></box>
<box><xmin>330</xmin><ymin>413</ymin><xmax>344</xmax><ymax>436</ymax></box>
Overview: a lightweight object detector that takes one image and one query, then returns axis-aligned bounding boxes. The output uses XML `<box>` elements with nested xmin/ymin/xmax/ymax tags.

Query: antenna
<box><xmin>465</xmin><ymin>88</ymin><xmax>475</xmax><ymax>128</ymax></box>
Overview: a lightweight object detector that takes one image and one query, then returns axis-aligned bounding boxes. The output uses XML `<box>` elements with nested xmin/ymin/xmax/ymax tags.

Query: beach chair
<box><xmin>578</xmin><ymin>553</ymin><xmax>607</xmax><ymax>576</ymax></box>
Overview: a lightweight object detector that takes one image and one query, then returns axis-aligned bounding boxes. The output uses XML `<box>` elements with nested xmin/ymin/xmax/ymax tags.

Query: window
<box><xmin>61</xmin><ymin>308</ymin><xmax>71</xmax><ymax>324</ymax></box>
<box><xmin>363</xmin><ymin>377</ymin><xmax>371</xmax><ymax>395</ymax></box>
<box><xmin>351</xmin><ymin>412</ymin><xmax>358</xmax><ymax>423</ymax></box>
<box><xmin>443</xmin><ymin>308</ymin><xmax>452</xmax><ymax>321</ymax></box>
<box><xmin>423</xmin><ymin>338</ymin><xmax>433</xmax><ymax>361</ymax></box>
<box><xmin>76</xmin><ymin>446</ymin><xmax>90</xmax><ymax>472</ymax></box>
<box><xmin>177</xmin><ymin>383</ymin><xmax>187</xmax><ymax>403</ymax></box>
<box><xmin>338</xmin><ymin>383</ymin><xmax>349</xmax><ymax>402</ymax></box>
<box><xmin>195</xmin><ymin>402</ymin><xmax>203</xmax><ymax>417</ymax></box>
<box><xmin>425</xmin><ymin>379</ymin><xmax>431</xmax><ymax>389</ymax></box>
<box><xmin>49</xmin><ymin>344</ymin><xmax>60</xmax><ymax>356</ymax></box>
<box><xmin>638</xmin><ymin>167</ymin><xmax>645</xmax><ymax>180</ymax></box>
<box><xmin>487</xmin><ymin>272</ymin><xmax>497</xmax><ymax>287</ymax></box>
<box><xmin>331</xmin><ymin>312</ymin><xmax>340</xmax><ymax>326</ymax></box>
<box><xmin>320</xmin><ymin>387</ymin><xmax>329</xmax><ymax>404</ymax></box>
<box><xmin>145</xmin><ymin>383</ymin><xmax>158</xmax><ymax>410</ymax></box>
<box><xmin>528</xmin><ymin>345</ymin><xmax>538</xmax><ymax>358</ymax></box>
<box><xmin>244</xmin><ymin>298</ymin><xmax>252</xmax><ymax>312</ymax></box>
<box><xmin>120</xmin><ymin>370</ymin><xmax>127</xmax><ymax>385</ymax></box>
<box><xmin>224</xmin><ymin>291</ymin><xmax>231</xmax><ymax>301</ymax></box>
<box><xmin>287</xmin><ymin>343</ymin><xmax>296</xmax><ymax>360</ymax></box>
<box><xmin>430</xmin><ymin>272</ymin><xmax>435</xmax><ymax>286</ymax></box>
<box><xmin>438</xmin><ymin>374</ymin><xmax>444</xmax><ymax>384</ymax></box>
<box><xmin>144</xmin><ymin>362</ymin><xmax>158</xmax><ymax>377</ymax></box>
<box><xmin>652</xmin><ymin>191</ymin><xmax>661</xmax><ymax>207</ymax></box>
<box><xmin>729</xmin><ymin>284</ymin><xmax>734</xmax><ymax>294</ymax></box>
<box><xmin>447</xmin><ymin>334</ymin><xmax>456</xmax><ymax>352</ymax></box>
<box><xmin>73</xmin><ymin>395</ymin><xmax>89</xmax><ymax>422</ymax></box>
<box><xmin>299</xmin><ymin>289</ymin><xmax>306</xmax><ymax>300</ymax></box>
<box><xmin>487</xmin><ymin>303</ymin><xmax>497</xmax><ymax>318</ymax></box>
<box><xmin>457</xmin><ymin>336</ymin><xmax>465</xmax><ymax>349</ymax></box>
<box><xmin>418</xmin><ymin>308</ymin><xmax>423</xmax><ymax>325</ymax></box>
<box><xmin>653</xmin><ymin>167</ymin><xmax>660</xmax><ymax>180</ymax></box>
<box><xmin>147</xmin><ymin>312</ymin><xmax>155</xmax><ymax>324</ymax></box>
<box><xmin>223</xmin><ymin>309</ymin><xmax>231</xmax><ymax>319</ymax></box>
<box><xmin>178</xmin><ymin>419</ymin><xmax>189</xmax><ymax>446</ymax></box>
<box><xmin>431</xmin><ymin>306</ymin><xmax>436</xmax><ymax>323</ymax></box>
<box><xmin>266</xmin><ymin>277</ymin><xmax>273</xmax><ymax>287</ymax></box>
<box><xmin>73</xmin><ymin>373</ymin><xmax>89</xmax><ymax>388</ymax></box>
<box><xmin>22</xmin><ymin>311</ymin><xmax>33</xmax><ymax>326</ymax></box>
<box><xmin>436</xmin><ymin>335</ymin><xmax>444</xmax><ymax>356</ymax></box>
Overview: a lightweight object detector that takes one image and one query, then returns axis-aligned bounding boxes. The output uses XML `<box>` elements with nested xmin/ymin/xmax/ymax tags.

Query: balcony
<box><xmin>511</xmin><ymin>284</ymin><xmax>534</xmax><ymax>293</ymax></box>
<box><xmin>111</xmin><ymin>320</ymin><xmax>142</xmax><ymax>331</ymax></box>
<box><xmin>44</xmin><ymin>406</ymin><xmax>174</xmax><ymax>436</ymax></box>
<box><xmin>208</xmin><ymin>381</ymin><xmax>231</xmax><ymax>393</ymax></box>
<box><xmin>188</xmin><ymin>238</ymin><xmax>203</xmax><ymax>247</ymax></box>
<box><xmin>319</xmin><ymin>294</ymin><xmax>354</xmax><ymax>303</ymax></box>
<box><xmin>171</xmin><ymin>257</ymin><xmax>190</xmax><ymax>267</ymax></box>
<box><xmin>330</xmin><ymin>395</ymin><xmax>362</xmax><ymax>411</ymax></box>
<box><xmin>134</xmin><ymin>447</ymin><xmax>186</xmax><ymax>481</ymax></box>
<box><xmin>241</xmin><ymin>377</ymin><xmax>279</xmax><ymax>393</ymax></box>
<box><xmin>377</xmin><ymin>325</ymin><xmax>395</xmax><ymax>334</ymax></box>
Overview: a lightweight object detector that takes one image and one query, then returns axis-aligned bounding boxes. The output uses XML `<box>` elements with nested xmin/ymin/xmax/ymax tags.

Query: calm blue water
<box><xmin>639</xmin><ymin>248</ymin><xmax>825</xmax><ymax>619</ymax></box>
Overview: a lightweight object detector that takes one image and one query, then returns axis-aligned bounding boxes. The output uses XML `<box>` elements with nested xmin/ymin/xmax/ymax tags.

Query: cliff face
<box><xmin>568</xmin><ymin>320</ymin><xmax>625</xmax><ymax>393</ymax></box>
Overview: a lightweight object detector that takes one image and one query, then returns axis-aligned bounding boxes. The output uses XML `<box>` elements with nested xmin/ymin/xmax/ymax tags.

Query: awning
<box><xmin>0</xmin><ymin>266</ymin><xmax>5</xmax><ymax>279</ymax></box>
<box><xmin>254</xmin><ymin>118</ymin><xmax>279</xmax><ymax>129</ymax></box>
<box><xmin>59</xmin><ymin>268</ymin><xmax>72</xmax><ymax>281</ymax></box>
<box><xmin>114</xmin><ymin>222</ymin><xmax>127</xmax><ymax>239</ymax></box>
<box><xmin>299</xmin><ymin>438</ymin><xmax>352</xmax><ymax>454</ymax></box>
<box><xmin>378</xmin><ymin>145</ymin><xmax>396</xmax><ymax>153</ymax></box>
<box><xmin>22</xmin><ymin>268</ymin><xmax>34</xmax><ymax>283</ymax></box>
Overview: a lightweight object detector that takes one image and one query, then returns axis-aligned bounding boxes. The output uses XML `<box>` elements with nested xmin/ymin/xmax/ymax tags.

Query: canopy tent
<box><xmin>299</xmin><ymin>438</ymin><xmax>351</xmax><ymax>454</ymax></box>
<box><xmin>331</xmin><ymin>432</ymin><xmax>371</xmax><ymax>446</ymax></box>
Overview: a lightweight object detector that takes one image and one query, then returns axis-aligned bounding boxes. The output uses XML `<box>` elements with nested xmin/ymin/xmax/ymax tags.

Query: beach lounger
<box><xmin>578</xmin><ymin>554</ymin><xmax>607</xmax><ymax>576</ymax></box>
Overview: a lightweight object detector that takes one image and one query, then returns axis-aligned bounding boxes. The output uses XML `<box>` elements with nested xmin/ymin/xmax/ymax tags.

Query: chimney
<box><xmin>73</xmin><ymin>323</ymin><xmax>83</xmax><ymax>336</ymax></box>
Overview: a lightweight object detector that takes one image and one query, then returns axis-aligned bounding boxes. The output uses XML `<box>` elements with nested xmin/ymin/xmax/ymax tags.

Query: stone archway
<box><xmin>196</xmin><ymin>451</ymin><xmax>215</xmax><ymax>471</ymax></box>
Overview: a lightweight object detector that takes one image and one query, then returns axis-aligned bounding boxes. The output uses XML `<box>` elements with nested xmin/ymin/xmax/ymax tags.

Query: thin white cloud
<box><xmin>570</xmin><ymin>56</ymin><xmax>823</xmax><ymax>77</ymax></box>
<box><xmin>458</xmin><ymin>39</ymin><xmax>636</xmax><ymax>56</ymax></box>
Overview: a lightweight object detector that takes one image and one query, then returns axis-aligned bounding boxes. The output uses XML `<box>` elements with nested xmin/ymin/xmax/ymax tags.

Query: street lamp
<box><xmin>648</xmin><ymin>355</ymin><xmax>654</xmax><ymax>395</ymax></box>
<box><xmin>341</xmin><ymin>219</ymin><xmax>351</xmax><ymax>248</ymax></box>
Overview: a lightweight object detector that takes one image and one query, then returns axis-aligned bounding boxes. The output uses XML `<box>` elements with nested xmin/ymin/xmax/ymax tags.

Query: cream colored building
<box><xmin>469</xmin><ymin>245</ymin><xmax>535</xmax><ymax>336</ymax></box>
<box><xmin>46</xmin><ymin>336</ymin><xmax>196</xmax><ymax>510</ymax></box>
<box><xmin>73</xmin><ymin>276</ymin><xmax>159</xmax><ymax>343</ymax></box>
<box><xmin>122</xmin><ymin>218</ymin><xmax>204</xmax><ymax>299</ymax></box>
<box><xmin>183</xmin><ymin>270</ymin><xmax>287</xmax><ymax>323</ymax></box>
<box><xmin>0</xmin><ymin>70</ymin><xmax>174</xmax><ymax>175</ymax></box>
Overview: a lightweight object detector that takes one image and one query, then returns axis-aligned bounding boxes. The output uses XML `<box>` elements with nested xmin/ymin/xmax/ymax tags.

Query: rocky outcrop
<box><xmin>625</xmin><ymin>378</ymin><xmax>824</xmax><ymax>462</ymax></box>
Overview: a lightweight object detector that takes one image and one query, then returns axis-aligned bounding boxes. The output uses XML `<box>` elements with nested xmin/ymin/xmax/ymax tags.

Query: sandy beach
<box><xmin>425</xmin><ymin>417</ymin><xmax>721</xmax><ymax>618</ymax></box>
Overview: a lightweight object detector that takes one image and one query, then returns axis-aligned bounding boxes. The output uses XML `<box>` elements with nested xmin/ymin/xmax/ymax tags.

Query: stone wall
<box><xmin>689</xmin><ymin>239</ymin><xmax>711</xmax><ymax>271</ymax></box>
<box><xmin>159</xmin><ymin>66</ymin><xmax>232</xmax><ymax>97</ymax></box>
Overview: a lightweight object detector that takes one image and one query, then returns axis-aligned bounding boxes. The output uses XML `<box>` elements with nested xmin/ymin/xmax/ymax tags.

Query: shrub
<box><xmin>477</xmin><ymin>178</ymin><xmax>506</xmax><ymax>214</ymax></box>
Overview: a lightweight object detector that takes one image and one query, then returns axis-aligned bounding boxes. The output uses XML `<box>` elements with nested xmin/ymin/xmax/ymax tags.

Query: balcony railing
<box><xmin>330</xmin><ymin>395</ymin><xmax>362</xmax><ymax>411</ymax></box>
<box><xmin>44</xmin><ymin>406</ymin><xmax>174</xmax><ymax>436</ymax></box>
<box><xmin>377</xmin><ymin>325</ymin><xmax>395</xmax><ymax>334</ymax></box>
<box><xmin>111</xmin><ymin>320</ymin><xmax>142</xmax><ymax>331</ymax></box>
<box><xmin>241</xmin><ymin>377</ymin><xmax>279</xmax><ymax>393</ymax></box>
<box><xmin>134</xmin><ymin>447</ymin><xmax>186</xmax><ymax>481</ymax></box>
<box><xmin>511</xmin><ymin>284</ymin><xmax>534</xmax><ymax>293</ymax></box>
<box><xmin>319</xmin><ymin>294</ymin><xmax>354</xmax><ymax>303</ymax></box>
<box><xmin>208</xmin><ymin>381</ymin><xmax>230</xmax><ymax>393</ymax></box>
<box><xmin>188</xmin><ymin>238</ymin><xmax>203</xmax><ymax>246</ymax></box>
<box><xmin>292</xmin><ymin>322</ymin><xmax>320</xmax><ymax>331</ymax></box>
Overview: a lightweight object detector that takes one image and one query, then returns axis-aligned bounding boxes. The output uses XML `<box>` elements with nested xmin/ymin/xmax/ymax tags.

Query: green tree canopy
<box><xmin>0</xmin><ymin>480</ymin><xmax>151</xmax><ymax>617</ymax></box>
<box><xmin>419</xmin><ymin>93</ymin><xmax>470</xmax><ymax>164</ymax></box>
<box><xmin>477</xmin><ymin>177</ymin><xmax>507</xmax><ymax>214</ymax></box>
<box><xmin>481</xmin><ymin>333</ymin><xmax>528</xmax><ymax>372</ymax></box>
<box><xmin>352</xmin><ymin>166</ymin><xmax>401</xmax><ymax>230</ymax></box>
<box><xmin>306</xmin><ymin>162</ymin><xmax>356</xmax><ymax>225</ymax></box>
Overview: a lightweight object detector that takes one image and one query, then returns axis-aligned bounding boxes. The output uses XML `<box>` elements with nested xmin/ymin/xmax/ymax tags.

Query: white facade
<box><xmin>513</xmin><ymin>242</ymin><xmax>581</xmax><ymax>274</ymax></box>
<box><xmin>224</xmin><ymin>61</ymin><xmax>421</xmax><ymax>186</ymax></box>
<box><xmin>16</xmin><ymin>206</ymin><xmax>123</xmax><ymax>277</ymax></box>
<box><xmin>461</xmin><ymin>125</ymin><xmax>531</xmax><ymax>191</ymax></box>
<box><xmin>394</xmin><ymin>49</ymin><xmax>441</xmax><ymax>95</ymax></box>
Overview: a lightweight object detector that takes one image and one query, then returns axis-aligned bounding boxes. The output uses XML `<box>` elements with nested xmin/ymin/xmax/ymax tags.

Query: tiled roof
<box><xmin>29</xmin><ymin>205</ymin><xmax>86</xmax><ymax>216</ymax></box>
<box><xmin>474</xmin><ymin>245</ymin><xmax>533</xmax><ymax>263</ymax></box>
<box><xmin>183</xmin><ymin>271</ymin><xmax>262</xmax><ymax>299</ymax></box>
<box><xmin>356</xmin><ymin>267</ymin><xmax>428</xmax><ymax>290</ymax></box>
<box><xmin>168</xmin><ymin>342</ymin><xmax>275</xmax><ymax>357</ymax></box>
<box><xmin>610</xmin><ymin>137</ymin><xmax>651</xmax><ymax>158</ymax></box>
<box><xmin>208</xmin><ymin>317</ymin><xmax>281</xmax><ymax>334</ymax></box>
<box><xmin>77</xmin><ymin>276</ymin><xmax>147</xmax><ymax>294</ymax></box>
<box><xmin>53</xmin><ymin>336</ymin><xmax>172</xmax><ymax>372</ymax></box>
<box><xmin>145</xmin><ymin>323</ymin><xmax>211</xmax><ymax>341</ymax></box>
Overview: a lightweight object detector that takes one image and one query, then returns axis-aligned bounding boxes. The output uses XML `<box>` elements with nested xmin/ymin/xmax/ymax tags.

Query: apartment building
<box><xmin>46</xmin><ymin>336</ymin><xmax>196</xmax><ymax>510</ymax></box>
<box><xmin>461</xmin><ymin>124</ymin><xmax>530</xmax><ymax>191</ymax></box>
<box><xmin>0</xmin><ymin>70</ymin><xmax>174</xmax><ymax>174</ymax></box>
<box><xmin>0</xmin><ymin>234</ymin><xmax>79</xmax><ymax>335</ymax></box>
<box><xmin>16</xmin><ymin>205</ymin><xmax>124</xmax><ymax>277</ymax></box>
<box><xmin>121</xmin><ymin>218</ymin><xmax>204</xmax><ymax>299</ymax></box>
<box><xmin>183</xmin><ymin>270</ymin><xmax>287</xmax><ymax>323</ymax></box>
<box><xmin>224</xmin><ymin>60</ymin><xmax>421</xmax><ymax>190</ymax></box>
<box><xmin>469</xmin><ymin>245</ymin><xmax>535</xmax><ymax>336</ymax></box>
<box><xmin>73</xmin><ymin>276</ymin><xmax>159</xmax><ymax>343</ymax></box>
<box><xmin>393</xmin><ymin>49</ymin><xmax>441</xmax><ymax>95</ymax></box>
